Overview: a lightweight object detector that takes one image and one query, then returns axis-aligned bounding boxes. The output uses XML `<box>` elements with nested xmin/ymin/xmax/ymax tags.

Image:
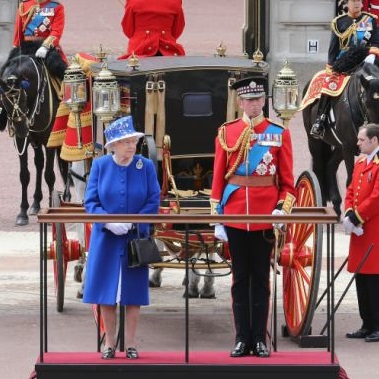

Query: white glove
<box><xmin>104</xmin><ymin>222</ymin><xmax>132</xmax><ymax>235</ymax></box>
<box><xmin>352</xmin><ymin>226</ymin><xmax>364</xmax><ymax>236</ymax></box>
<box><xmin>342</xmin><ymin>216</ymin><xmax>355</xmax><ymax>235</ymax></box>
<box><xmin>364</xmin><ymin>54</ymin><xmax>376</xmax><ymax>64</ymax></box>
<box><xmin>35</xmin><ymin>46</ymin><xmax>49</xmax><ymax>58</ymax></box>
<box><xmin>214</xmin><ymin>224</ymin><xmax>228</xmax><ymax>241</ymax></box>
<box><xmin>272</xmin><ymin>209</ymin><xmax>285</xmax><ymax>229</ymax></box>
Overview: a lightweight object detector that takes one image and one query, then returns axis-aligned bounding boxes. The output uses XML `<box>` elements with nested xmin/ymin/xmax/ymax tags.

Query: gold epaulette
<box><xmin>220</xmin><ymin>118</ymin><xmax>239</xmax><ymax>128</ymax></box>
<box><xmin>267</xmin><ymin>118</ymin><xmax>285</xmax><ymax>129</ymax></box>
<box><xmin>362</xmin><ymin>11</ymin><xmax>378</xmax><ymax>20</ymax></box>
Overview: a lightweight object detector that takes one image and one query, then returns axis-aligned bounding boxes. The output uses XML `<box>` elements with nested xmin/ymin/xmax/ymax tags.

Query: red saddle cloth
<box><xmin>300</xmin><ymin>70</ymin><xmax>350</xmax><ymax>110</ymax></box>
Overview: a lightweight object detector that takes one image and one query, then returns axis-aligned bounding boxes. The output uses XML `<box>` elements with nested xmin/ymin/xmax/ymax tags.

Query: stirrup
<box><xmin>310</xmin><ymin>124</ymin><xmax>325</xmax><ymax>139</ymax></box>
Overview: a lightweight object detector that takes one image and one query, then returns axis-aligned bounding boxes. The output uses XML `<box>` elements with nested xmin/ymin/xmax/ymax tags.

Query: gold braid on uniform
<box><xmin>217</xmin><ymin>124</ymin><xmax>251</xmax><ymax>180</ymax></box>
<box><xmin>331</xmin><ymin>17</ymin><xmax>357</xmax><ymax>51</ymax></box>
<box><xmin>19</xmin><ymin>4</ymin><xmax>39</xmax><ymax>32</ymax></box>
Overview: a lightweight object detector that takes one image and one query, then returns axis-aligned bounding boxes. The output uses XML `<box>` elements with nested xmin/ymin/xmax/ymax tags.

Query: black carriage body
<box><xmin>95</xmin><ymin>56</ymin><xmax>269</xmax><ymax>155</ymax></box>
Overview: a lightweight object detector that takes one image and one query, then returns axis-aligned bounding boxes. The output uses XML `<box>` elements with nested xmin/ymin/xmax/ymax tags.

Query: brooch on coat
<box><xmin>136</xmin><ymin>159</ymin><xmax>143</xmax><ymax>169</ymax></box>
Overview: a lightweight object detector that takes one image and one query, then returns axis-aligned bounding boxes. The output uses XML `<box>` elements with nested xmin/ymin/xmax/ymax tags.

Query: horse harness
<box><xmin>0</xmin><ymin>57</ymin><xmax>55</xmax><ymax>154</ymax></box>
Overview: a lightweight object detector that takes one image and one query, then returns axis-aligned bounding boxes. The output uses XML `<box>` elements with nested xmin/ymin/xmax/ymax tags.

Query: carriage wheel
<box><xmin>52</xmin><ymin>190</ymin><xmax>67</xmax><ymax>312</ymax></box>
<box><xmin>281</xmin><ymin>170</ymin><xmax>323</xmax><ymax>337</ymax></box>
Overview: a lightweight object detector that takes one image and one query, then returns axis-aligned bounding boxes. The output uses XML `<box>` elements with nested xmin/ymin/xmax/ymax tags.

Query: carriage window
<box><xmin>182</xmin><ymin>92</ymin><xmax>213</xmax><ymax>117</ymax></box>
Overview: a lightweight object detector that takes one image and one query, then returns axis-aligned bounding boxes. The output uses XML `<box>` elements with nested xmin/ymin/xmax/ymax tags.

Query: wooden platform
<box><xmin>35</xmin><ymin>351</ymin><xmax>340</xmax><ymax>379</ymax></box>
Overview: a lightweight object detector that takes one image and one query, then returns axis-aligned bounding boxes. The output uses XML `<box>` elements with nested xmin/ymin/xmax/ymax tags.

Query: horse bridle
<box><xmin>0</xmin><ymin>75</ymin><xmax>28</xmax><ymax>137</ymax></box>
<box><xmin>0</xmin><ymin>57</ymin><xmax>54</xmax><ymax>154</ymax></box>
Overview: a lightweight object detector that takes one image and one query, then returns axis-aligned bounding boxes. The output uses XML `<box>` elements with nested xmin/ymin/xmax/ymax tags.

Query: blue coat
<box><xmin>83</xmin><ymin>154</ymin><xmax>161</xmax><ymax>306</ymax></box>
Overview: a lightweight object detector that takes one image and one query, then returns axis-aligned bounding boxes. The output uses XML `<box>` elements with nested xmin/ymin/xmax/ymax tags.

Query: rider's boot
<box><xmin>310</xmin><ymin>94</ymin><xmax>330</xmax><ymax>139</ymax></box>
<box><xmin>310</xmin><ymin>114</ymin><xmax>326</xmax><ymax>139</ymax></box>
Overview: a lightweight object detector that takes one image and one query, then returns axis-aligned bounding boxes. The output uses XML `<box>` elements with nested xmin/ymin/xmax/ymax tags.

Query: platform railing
<box><xmin>37</xmin><ymin>207</ymin><xmax>338</xmax><ymax>364</ymax></box>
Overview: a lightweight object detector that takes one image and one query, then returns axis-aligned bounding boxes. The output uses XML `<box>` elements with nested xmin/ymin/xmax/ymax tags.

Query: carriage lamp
<box><xmin>272</xmin><ymin>60</ymin><xmax>299</xmax><ymax>127</ymax></box>
<box><xmin>63</xmin><ymin>57</ymin><xmax>87</xmax><ymax>148</ymax></box>
<box><xmin>92</xmin><ymin>61</ymin><xmax>120</xmax><ymax>124</ymax></box>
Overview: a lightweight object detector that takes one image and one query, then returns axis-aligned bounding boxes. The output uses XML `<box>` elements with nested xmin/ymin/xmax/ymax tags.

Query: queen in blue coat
<box><xmin>83</xmin><ymin>116</ymin><xmax>161</xmax><ymax>360</ymax></box>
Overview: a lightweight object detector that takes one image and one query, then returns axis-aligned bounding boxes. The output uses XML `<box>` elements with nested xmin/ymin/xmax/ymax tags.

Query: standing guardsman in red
<box><xmin>343</xmin><ymin>123</ymin><xmax>379</xmax><ymax>343</ymax></box>
<box><xmin>13</xmin><ymin>0</ymin><xmax>67</xmax><ymax>63</ymax></box>
<box><xmin>210</xmin><ymin>77</ymin><xmax>296</xmax><ymax>358</ymax></box>
<box><xmin>118</xmin><ymin>0</ymin><xmax>185</xmax><ymax>59</ymax></box>
<box><xmin>363</xmin><ymin>0</ymin><xmax>379</xmax><ymax>17</ymax></box>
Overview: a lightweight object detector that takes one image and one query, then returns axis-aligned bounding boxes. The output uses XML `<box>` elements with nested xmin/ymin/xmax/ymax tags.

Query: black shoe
<box><xmin>230</xmin><ymin>341</ymin><xmax>250</xmax><ymax>357</ymax></box>
<box><xmin>252</xmin><ymin>341</ymin><xmax>270</xmax><ymax>357</ymax></box>
<box><xmin>102</xmin><ymin>346</ymin><xmax>116</xmax><ymax>359</ymax></box>
<box><xmin>365</xmin><ymin>330</ymin><xmax>379</xmax><ymax>342</ymax></box>
<box><xmin>346</xmin><ymin>328</ymin><xmax>370</xmax><ymax>339</ymax></box>
<box><xmin>126</xmin><ymin>347</ymin><xmax>139</xmax><ymax>359</ymax></box>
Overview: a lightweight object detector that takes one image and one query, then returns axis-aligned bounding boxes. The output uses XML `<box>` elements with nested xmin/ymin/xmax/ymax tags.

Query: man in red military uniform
<box><xmin>343</xmin><ymin>123</ymin><xmax>379</xmax><ymax>342</ymax></box>
<box><xmin>13</xmin><ymin>0</ymin><xmax>67</xmax><ymax>63</ymax></box>
<box><xmin>363</xmin><ymin>0</ymin><xmax>379</xmax><ymax>17</ymax></box>
<box><xmin>210</xmin><ymin>77</ymin><xmax>296</xmax><ymax>357</ymax></box>
<box><xmin>118</xmin><ymin>0</ymin><xmax>185</xmax><ymax>59</ymax></box>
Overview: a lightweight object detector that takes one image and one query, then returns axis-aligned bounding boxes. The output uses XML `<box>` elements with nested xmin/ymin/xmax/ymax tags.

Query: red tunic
<box><xmin>119</xmin><ymin>0</ymin><xmax>185</xmax><ymax>59</ymax></box>
<box><xmin>211</xmin><ymin>113</ymin><xmax>296</xmax><ymax>231</ymax></box>
<box><xmin>13</xmin><ymin>0</ymin><xmax>66</xmax><ymax>61</ymax></box>
<box><xmin>363</xmin><ymin>0</ymin><xmax>379</xmax><ymax>18</ymax></box>
<box><xmin>345</xmin><ymin>154</ymin><xmax>379</xmax><ymax>274</ymax></box>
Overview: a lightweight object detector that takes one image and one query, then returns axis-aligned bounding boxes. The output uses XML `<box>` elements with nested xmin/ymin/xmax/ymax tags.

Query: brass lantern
<box><xmin>272</xmin><ymin>60</ymin><xmax>299</xmax><ymax>127</ymax></box>
<box><xmin>92</xmin><ymin>62</ymin><xmax>120</xmax><ymax>124</ymax></box>
<box><xmin>63</xmin><ymin>57</ymin><xmax>87</xmax><ymax>148</ymax></box>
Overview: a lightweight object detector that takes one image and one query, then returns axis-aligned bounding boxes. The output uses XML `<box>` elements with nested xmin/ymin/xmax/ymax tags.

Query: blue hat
<box><xmin>231</xmin><ymin>77</ymin><xmax>266</xmax><ymax>99</ymax></box>
<box><xmin>104</xmin><ymin>116</ymin><xmax>144</xmax><ymax>149</ymax></box>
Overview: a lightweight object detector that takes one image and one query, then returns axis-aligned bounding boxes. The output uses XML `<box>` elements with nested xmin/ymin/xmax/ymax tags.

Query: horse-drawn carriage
<box><xmin>0</xmin><ymin>47</ymin><xmax>334</xmax><ymax>343</ymax></box>
<box><xmin>48</xmin><ymin>52</ymin><xmax>330</xmax><ymax>343</ymax></box>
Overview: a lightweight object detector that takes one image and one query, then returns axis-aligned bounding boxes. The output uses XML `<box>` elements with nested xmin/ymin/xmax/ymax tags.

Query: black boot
<box><xmin>310</xmin><ymin>114</ymin><xmax>326</xmax><ymax>139</ymax></box>
<box><xmin>310</xmin><ymin>93</ymin><xmax>330</xmax><ymax>139</ymax></box>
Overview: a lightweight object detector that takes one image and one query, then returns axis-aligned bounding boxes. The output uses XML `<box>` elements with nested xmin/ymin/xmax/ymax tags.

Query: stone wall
<box><xmin>0</xmin><ymin>0</ymin><xmax>16</xmax><ymax>66</ymax></box>
<box><xmin>267</xmin><ymin>0</ymin><xmax>336</xmax><ymax>94</ymax></box>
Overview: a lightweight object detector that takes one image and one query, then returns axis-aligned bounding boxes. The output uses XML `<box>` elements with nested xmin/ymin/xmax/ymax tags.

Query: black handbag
<box><xmin>127</xmin><ymin>224</ymin><xmax>162</xmax><ymax>268</ymax></box>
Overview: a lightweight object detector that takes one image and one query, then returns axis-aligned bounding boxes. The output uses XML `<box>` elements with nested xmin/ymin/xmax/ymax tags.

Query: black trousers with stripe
<box><xmin>225</xmin><ymin>226</ymin><xmax>273</xmax><ymax>346</ymax></box>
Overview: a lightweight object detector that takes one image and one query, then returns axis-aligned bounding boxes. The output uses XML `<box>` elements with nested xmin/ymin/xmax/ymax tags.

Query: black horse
<box><xmin>0</xmin><ymin>42</ymin><xmax>68</xmax><ymax>225</ymax></box>
<box><xmin>302</xmin><ymin>62</ymin><xmax>379</xmax><ymax>218</ymax></box>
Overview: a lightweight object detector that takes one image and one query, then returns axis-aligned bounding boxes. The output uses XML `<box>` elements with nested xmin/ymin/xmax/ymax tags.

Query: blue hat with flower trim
<box><xmin>104</xmin><ymin>116</ymin><xmax>144</xmax><ymax>149</ymax></box>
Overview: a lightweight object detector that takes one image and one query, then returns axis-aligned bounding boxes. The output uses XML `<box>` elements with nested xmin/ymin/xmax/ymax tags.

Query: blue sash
<box><xmin>337</xmin><ymin>15</ymin><xmax>374</xmax><ymax>59</ymax></box>
<box><xmin>25</xmin><ymin>2</ymin><xmax>59</xmax><ymax>36</ymax></box>
<box><xmin>217</xmin><ymin>123</ymin><xmax>283</xmax><ymax>214</ymax></box>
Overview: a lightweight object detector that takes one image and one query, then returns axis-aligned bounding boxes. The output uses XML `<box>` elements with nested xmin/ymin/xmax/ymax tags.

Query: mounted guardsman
<box><xmin>310</xmin><ymin>0</ymin><xmax>379</xmax><ymax>139</ymax></box>
<box><xmin>13</xmin><ymin>0</ymin><xmax>67</xmax><ymax>63</ymax></box>
<box><xmin>210</xmin><ymin>76</ymin><xmax>296</xmax><ymax>358</ymax></box>
<box><xmin>0</xmin><ymin>0</ymin><xmax>67</xmax><ymax>132</ymax></box>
